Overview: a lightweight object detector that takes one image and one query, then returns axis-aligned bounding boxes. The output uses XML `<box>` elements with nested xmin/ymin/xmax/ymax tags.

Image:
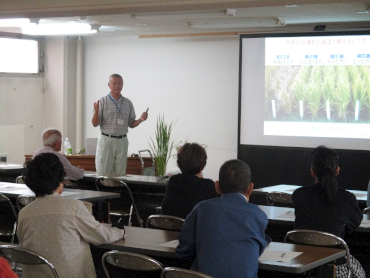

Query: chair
<box><xmin>95</xmin><ymin>177</ymin><xmax>143</xmax><ymax>227</ymax></box>
<box><xmin>161</xmin><ymin>267</ymin><xmax>213</xmax><ymax>278</ymax></box>
<box><xmin>284</xmin><ymin>229</ymin><xmax>351</xmax><ymax>278</ymax></box>
<box><xmin>138</xmin><ymin>149</ymin><xmax>156</xmax><ymax>176</ymax></box>
<box><xmin>363</xmin><ymin>207</ymin><xmax>370</xmax><ymax>215</ymax></box>
<box><xmin>102</xmin><ymin>250</ymin><xmax>164</xmax><ymax>278</ymax></box>
<box><xmin>0</xmin><ymin>193</ymin><xmax>18</xmax><ymax>244</ymax></box>
<box><xmin>146</xmin><ymin>215</ymin><xmax>184</xmax><ymax>232</ymax></box>
<box><xmin>266</xmin><ymin>191</ymin><xmax>293</xmax><ymax>207</ymax></box>
<box><xmin>15</xmin><ymin>176</ymin><xmax>24</xmax><ymax>184</ymax></box>
<box><xmin>16</xmin><ymin>195</ymin><xmax>36</xmax><ymax>211</ymax></box>
<box><xmin>0</xmin><ymin>245</ymin><xmax>59</xmax><ymax>278</ymax></box>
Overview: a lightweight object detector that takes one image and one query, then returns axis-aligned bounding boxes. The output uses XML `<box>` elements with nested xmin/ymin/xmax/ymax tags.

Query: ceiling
<box><xmin>0</xmin><ymin>1</ymin><xmax>370</xmax><ymax>37</ymax></box>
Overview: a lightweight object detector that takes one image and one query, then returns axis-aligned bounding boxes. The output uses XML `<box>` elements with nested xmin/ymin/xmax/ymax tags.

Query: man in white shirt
<box><xmin>33</xmin><ymin>129</ymin><xmax>84</xmax><ymax>180</ymax></box>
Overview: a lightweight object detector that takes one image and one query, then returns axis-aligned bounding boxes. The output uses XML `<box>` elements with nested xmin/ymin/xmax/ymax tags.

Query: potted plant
<box><xmin>149</xmin><ymin>115</ymin><xmax>175</xmax><ymax>177</ymax></box>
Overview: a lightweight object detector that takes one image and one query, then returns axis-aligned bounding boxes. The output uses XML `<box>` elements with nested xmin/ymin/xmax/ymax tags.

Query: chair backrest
<box><xmin>0</xmin><ymin>245</ymin><xmax>59</xmax><ymax>278</ymax></box>
<box><xmin>102</xmin><ymin>250</ymin><xmax>163</xmax><ymax>278</ymax></box>
<box><xmin>0</xmin><ymin>193</ymin><xmax>18</xmax><ymax>221</ymax></box>
<box><xmin>266</xmin><ymin>191</ymin><xmax>293</xmax><ymax>207</ymax></box>
<box><xmin>16</xmin><ymin>195</ymin><xmax>36</xmax><ymax>211</ymax></box>
<box><xmin>161</xmin><ymin>267</ymin><xmax>213</xmax><ymax>278</ymax></box>
<box><xmin>15</xmin><ymin>176</ymin><xmax>24</xmax><ymax>184</ymax></box>
<box><xmin>146</xmin><ymin>215</ymin><xmax>184</xmax><ymax>232</ymax></box>
<box><xmin>363</xmin><ymin>207</ymin><xmax>370</xmax><ymax>215</ymax></box>
<box><xmin>95</xmin><ymin>177</ymin><xmax>143</xmax><ymax>227</ymax></box>
<box><xmin>284</xmin><ymin>229</ymin><xmax>351</xmax><ymax>277</ymax></box>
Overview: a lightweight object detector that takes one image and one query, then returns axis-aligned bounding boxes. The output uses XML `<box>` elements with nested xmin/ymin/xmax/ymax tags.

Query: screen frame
<box><xmin>238</xmin><ymin>30</ymin><xmax>370</xmax><ymax>149</ymax></box>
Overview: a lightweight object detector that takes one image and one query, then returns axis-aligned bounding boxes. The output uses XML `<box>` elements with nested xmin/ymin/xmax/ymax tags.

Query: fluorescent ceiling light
<box><xmin>0</xmin><ymin>18</ymin><xmax>30</xmax><ymax>27</ymax></box>
<box><xmin>188</xmin><ymin>18</ymin><xmax>282</xmax><ymax>29</ymax></box>
<box><xmin>22</xmin><ymin>23</ymin><xmax>97</xmax><ymax>35</ymax></box>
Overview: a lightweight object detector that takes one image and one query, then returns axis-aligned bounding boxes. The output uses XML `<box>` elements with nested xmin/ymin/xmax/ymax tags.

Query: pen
<box><xmin>146</xmin><ymin>108</ymin><xmax>149</xmax><ymax>113</ymax></box>
<box><xmin>281</xmin><ymin>253</ymin><xmax>285</xmax><ymax>257</ymax></box>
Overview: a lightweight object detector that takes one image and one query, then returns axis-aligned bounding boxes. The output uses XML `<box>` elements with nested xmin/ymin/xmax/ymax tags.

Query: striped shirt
<box><xmin>97</xmin><ymin>93</ymin><xmax>136</xmax><ymax>135</ymax></box>
<box><xmin>32</xmin><ymin>146</ymin><xmax>84</xmax><ymax>180</ymax></box>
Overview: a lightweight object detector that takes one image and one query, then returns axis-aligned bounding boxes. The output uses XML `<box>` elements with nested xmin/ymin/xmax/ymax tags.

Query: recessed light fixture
<box><xmin>134</xmin><ymin>23</ymin><xmax>148</xmax><ymax>26</ymax></box>
<box><xmin>0</xmin><ymin>18</ymin><xmax>30</xmax><ymax>27</ymax></box>
<box><xmin>285</xmin><ymin>5</ymin><xmax>298</xmax><ymax>8</ymax></box>
<box><xmin>22</xmin><ymin>23</ymin><xmax>97</xmax><ymax>35</ymax></box>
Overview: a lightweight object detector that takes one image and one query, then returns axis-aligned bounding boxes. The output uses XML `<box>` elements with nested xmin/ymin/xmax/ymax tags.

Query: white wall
<box><xmin>83</xmin><ymin>35</ymin><xmax>239</xmax><ymax>180</ymax></box>
<box><xmin>0</xmin><ymin>36</ymin><xmax>70</xmax><ymax>163</ymax></box>
<box><xmin>0</xmin><ymin>76</ymin><xmax>43</xmax><ymax>163</ymax></box>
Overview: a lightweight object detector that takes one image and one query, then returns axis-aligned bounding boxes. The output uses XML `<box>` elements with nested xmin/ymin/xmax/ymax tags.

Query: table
<box><xmin>82</xmin><ymin>172</ymin><xmax>168</xmax><ymax>224</ymax></box>
<box><xmin>0</xmin><ymin>163</ymin><xmax>24</xmax><ymax>183</ymax></box>
<box><xmin>25</xmin><ymin>155</ymin><xmax>154</xmax><ymax>173</ymax></box>
<box><xmin>93</xmin><ymin>226</ymin><xmax>345</xmax><ymax>276</ymax></box>
<box><xmin>0</xmin><ymin>181</ymin><xmax>120</xmax><ymax>223</ymax></box>
<box><xmin>259</xmin><ymin>205</ymin><xmax>370</xmax><ymax>233</ymax></box>
<box><xmin>253</xmin><ymin>184</ymin><xmax>368</xmax><ymax>204</ymax></box>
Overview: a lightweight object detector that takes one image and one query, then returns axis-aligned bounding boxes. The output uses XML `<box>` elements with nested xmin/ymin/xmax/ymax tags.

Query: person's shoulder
<box><xmin>338</xmin><ymin>188</ymin><xmax>357</xmax><ymax>200</ymax></box>
<box><xmin>293</xmin><ymin>184</ymin><xmax>316</xmax><ymax>196</ymax></box>
<box><xmin>122</xmin><ymin>96</ymin><xmax>133</xmax><ymax>104</ymax></box>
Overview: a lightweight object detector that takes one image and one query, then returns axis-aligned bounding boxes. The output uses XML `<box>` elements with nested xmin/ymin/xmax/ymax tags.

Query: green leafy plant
<box><xmin>148</xmin><ymin>115</ymin><xmax>175</xmax><ymax>177</ymax></box>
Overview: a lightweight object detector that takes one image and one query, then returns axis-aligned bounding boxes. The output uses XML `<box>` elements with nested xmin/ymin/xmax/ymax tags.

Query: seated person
<box><xmin>0</xmin><ymin>258</ymin><xmax>18</xmax><ymax>278</ymax></box>
<box><xmin>161</xmin><ymin>143</ymin><xmax>219</xmax><ymax>219</ymax></box>
<box><xmin>17</xmin><ymin>153</ymin><xmax>124</xmax><ymax>278</ymax></box>
<box><xmin>292</xmin><ymin>146</ymin><xmax>365</xmax><ymax>278</ymax></box>
<box><xmin>33</xmin><ymin>128</ymin><xmax>84</xmax><ymax>180</ymax></box>
<box><xmin>176</xmin><ymin>159</ymin><xmax>271</xmax><ymax>278</ymax></box>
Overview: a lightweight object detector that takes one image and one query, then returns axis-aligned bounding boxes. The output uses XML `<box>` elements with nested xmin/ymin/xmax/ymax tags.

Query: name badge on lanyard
<box><xmin>108</xmin><ymin>94</ymin><xmax>124</xmax><ymax>125</ymax></box>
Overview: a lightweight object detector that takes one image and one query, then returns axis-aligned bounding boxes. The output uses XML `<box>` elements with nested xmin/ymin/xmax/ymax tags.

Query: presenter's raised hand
<box><xmin>93</xmin><ymin>100</ymin><xmax>100</xmax><ymax>113</ymax></box>
<box><xmin>140</xmin><ymin>111</ymin><xmax>148</xmax><ymax>122</ymax></box>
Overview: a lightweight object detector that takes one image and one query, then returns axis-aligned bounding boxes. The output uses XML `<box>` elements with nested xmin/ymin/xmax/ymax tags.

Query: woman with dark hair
<box><xmin>161</xmin><ymin>143</ymin><xmax>219</xmax><ymax>219</ymax></box>
<box><xmin>292</xmin><ymin>146</ymin><xmax>365</xmax><ymax>278</ymax></box>
<box><xmin>17</xmin><ymin>153</ymin><xmax>124</xmax><ymax>278</ymax></box>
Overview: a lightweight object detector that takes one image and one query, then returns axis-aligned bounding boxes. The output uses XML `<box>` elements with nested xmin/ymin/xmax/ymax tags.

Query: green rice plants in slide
<box><xmin>358</xmin><ymin>66</ymin><xmax>370</xmax><ymax>116</ymax></box>
<box><xmin>350</xmin><ymin>67</ymin><xmax>367</xmax><ymax>120</ymax></box>
<box><xmin>322</xmin><ymin>66</ymin><xmax>336</xmax><ymax>120</ymax></box>
<box><xmin>291</xmin><ymin>65</ymin><xmax>312</xmax><ymax>119</ymax></box>
<box><xmin>332</xmin><ymin>66</ymin><xmax>351</xmax><ymax>121</ymax></box>
<box><xmin>305</xmin><ymin>66</ymin><xmax>322</xmax><ymax>118</ymax></box>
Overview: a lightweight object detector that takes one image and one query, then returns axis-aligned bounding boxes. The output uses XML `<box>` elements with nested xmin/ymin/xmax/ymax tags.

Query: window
<box><xmin>0</xmin><ymin>37</ymin><xmax>41</xmax><ymax>74</ymax></box>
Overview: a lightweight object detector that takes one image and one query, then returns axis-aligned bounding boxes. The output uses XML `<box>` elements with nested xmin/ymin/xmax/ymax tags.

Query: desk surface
<box><xmin>96</xmin><ymin>226</ymin><xmax>345</xmax><ymax>274</ymax></box>
<box><xmin>0</xmin><ymin>182</ymin><xmax>120</xmax><ymax>202</ymax></box>
<box><xmin>0</xmin><ymin>163</ymin><xmax>24</xmax><ymax>173</ymax></box>
<box><xmin>84</xmin><ymin>172</ymin><xmax>167</xmax><ymax>187</ymax></box>
<box><xmin>259</xmin><ymin>205</ymin><xmax>370</xmax><ymax>232</ymax></box>
<box><xmin>254</xmin><ymin>184</ymin><xmax>368</xmax><ymax>203</ymax></box>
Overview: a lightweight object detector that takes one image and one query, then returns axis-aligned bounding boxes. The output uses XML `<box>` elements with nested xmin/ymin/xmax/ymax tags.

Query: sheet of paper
<box><xmin>259</xmin><ymin>250</ymin><xmax>302</xmax><ymax>262</ymax></box>
<box><xmin>61</xmin><ymin>192</ymin><xmax>79</xmax><ymax>196</ymax></box>
<box><xmin>353</xmin><ymin>193</ymin><xmax>367</xmax><ymax>199</ymax></box>
<box><xmin>0</xmin><ymin>186</ymin><xmax>27</xmax><ymax>191</ymax></box>
<box><xmin>160</xmin><ymin>240</ymin><xmax>179</xmax><ymax>248</ymax></box>
<box><xmin>360</xmin><ymin>219</ymin><xmax>370</xmax><ymax>228</ymax></box>
<box><xmin>277</xmin><ymin>211</ymin><xmax>295</xmax><ymax>219</ymax></box>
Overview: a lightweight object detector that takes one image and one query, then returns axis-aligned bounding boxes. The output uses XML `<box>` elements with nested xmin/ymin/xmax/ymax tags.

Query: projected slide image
<box><xmin>265</xmin><ymin>65</ymin><xmax>370</xmax><ymax>123</ymax></box>
<box><xmin>263</xmin><ymin>35</ymin><xmax>370</xmax><ymax>139</ymax></box>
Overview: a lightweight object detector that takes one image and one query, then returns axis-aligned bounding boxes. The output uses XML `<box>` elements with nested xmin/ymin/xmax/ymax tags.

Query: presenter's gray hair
<box><xmin>42</xmin><ymin>129</ymin><xmax>62</xmax><ymax>146</ymax></box>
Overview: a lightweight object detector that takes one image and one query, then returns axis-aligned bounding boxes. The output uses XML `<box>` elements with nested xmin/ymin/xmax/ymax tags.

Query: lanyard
<box><xmin>108</xmin><ymin>94</ymin><xmax>123</xmax><ymax>114</ymax></box>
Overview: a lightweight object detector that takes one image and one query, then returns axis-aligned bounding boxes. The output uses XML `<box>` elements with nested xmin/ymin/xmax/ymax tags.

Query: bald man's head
<box><xmin>42</xmin><ymin>129</ymin><xmax>62</xmax><ymax>151</ymax></box>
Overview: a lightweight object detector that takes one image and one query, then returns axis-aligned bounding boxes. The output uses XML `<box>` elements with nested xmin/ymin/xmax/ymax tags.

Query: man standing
<box><xmin>92</xmin><ymin>74</ymin><xmax>148</xmax><ymax>177</ymax></box>
<box><xmin>33</xmin><ymin>129</ymin><xmax>84</xmax><ymax>180</ymax></box>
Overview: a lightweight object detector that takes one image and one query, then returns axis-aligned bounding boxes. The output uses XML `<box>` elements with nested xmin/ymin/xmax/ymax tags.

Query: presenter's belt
<box><xmin>101</xmin><ymin>133</ymin><xmax>126</xmax><ymax>139</ymax></box>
